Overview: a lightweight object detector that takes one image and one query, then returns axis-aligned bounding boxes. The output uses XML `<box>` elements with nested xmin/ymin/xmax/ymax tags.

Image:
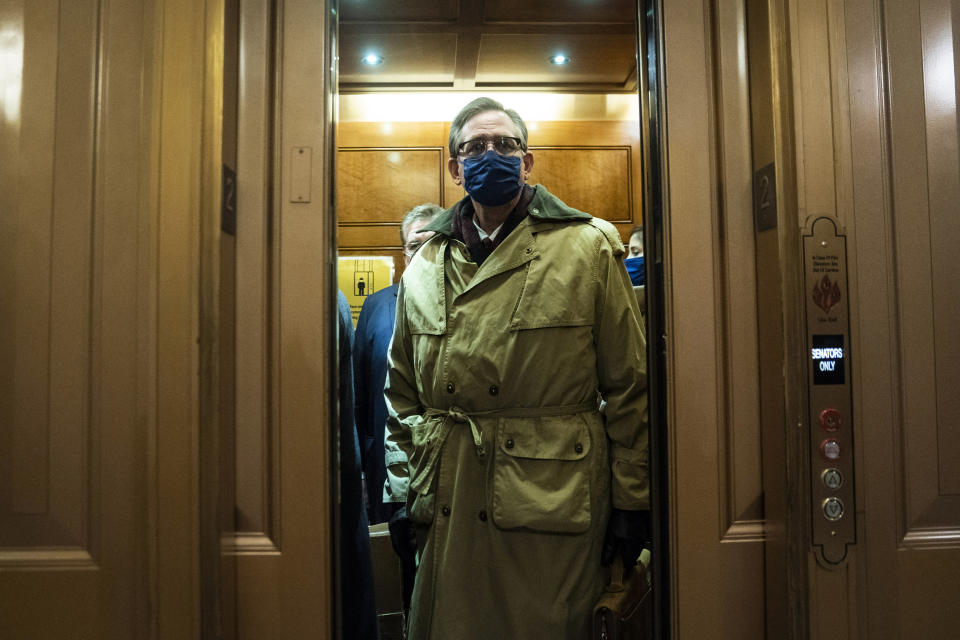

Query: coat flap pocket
<box><xmin>498</xmin><ymin>415</ymin><xmax>591</xmax><ymax>460</ymax></box>
<box><xmin>492</xmin><ymin>414</ymin><xmax>593</xmax><ymax>533</ymax></box>
<box><xmin>509</xmin><ymin>258</ymin><xmax>593</xmax><ymax>330</ymax></box>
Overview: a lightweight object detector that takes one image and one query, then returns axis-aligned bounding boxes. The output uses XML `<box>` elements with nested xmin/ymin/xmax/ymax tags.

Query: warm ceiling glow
<box><xmin>550</xmin><ymin>54</ymin><xmax>571</xmax><ymax>65</ymax></box>
<box><xmin>362</xmin><ymin>53</ymin><xmax>383</xmax><ymax>66</ymax></box>
<box><xmin>339</xmin><ymin>93</ymin><xmax>640</xmax><ymax>122</ymax></box>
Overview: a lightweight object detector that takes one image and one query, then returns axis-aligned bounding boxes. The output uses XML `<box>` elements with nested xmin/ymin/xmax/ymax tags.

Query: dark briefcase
<box><xmin>592</xmin><ymin>556</ymin><xmax>652</xmax><ymax>640</ymax></box>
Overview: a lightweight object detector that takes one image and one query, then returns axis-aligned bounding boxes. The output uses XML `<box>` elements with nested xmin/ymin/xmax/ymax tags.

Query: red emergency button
<box><xmin>819</xmin><ymin>408</ymin><xmax>842</xmax><ymax>431</ymax></box>
<box><xmin>820</xmin><ymin>439</ymin><xmax>841</xmax><ymax>461</ymax></box>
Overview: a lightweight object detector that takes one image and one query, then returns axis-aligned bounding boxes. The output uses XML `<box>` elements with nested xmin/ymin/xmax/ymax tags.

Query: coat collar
<box><xmin>409</xmin><ymin>185</ymin><xmax>594</xmax><ymax>305</ymax></box>
<box><xmin>422</xmin><ymin>185</ymin><xmax>592</xmax><ymax>238</ymax></box>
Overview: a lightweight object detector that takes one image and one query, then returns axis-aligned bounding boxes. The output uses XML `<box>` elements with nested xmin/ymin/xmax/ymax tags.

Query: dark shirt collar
<box><xmin>449</xmin><ymin>185</ymin><xmax>536</xmax><ymax>265</ymax></box>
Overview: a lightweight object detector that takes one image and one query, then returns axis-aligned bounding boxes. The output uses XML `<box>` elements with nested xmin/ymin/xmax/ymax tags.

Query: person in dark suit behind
<box><xmin>352</xmin><ymin>203</ymin><xmax>443</xmax><ymax>525</ymax></box>
<box><xmin>337</xmin><ymin>290</ymin><xmax>379</xmax><ymax>640</ymax></box>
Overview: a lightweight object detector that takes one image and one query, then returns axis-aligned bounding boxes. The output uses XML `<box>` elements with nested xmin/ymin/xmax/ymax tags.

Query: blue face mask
<box><xmin>462</xmin><ymin>150</ymin><xmax>524</xmax><ymax>206</ymax></box>
<box><xmin>624</xmin><ymin>256</ymin><xmax>645</xmax><ymax>286</ymax></box>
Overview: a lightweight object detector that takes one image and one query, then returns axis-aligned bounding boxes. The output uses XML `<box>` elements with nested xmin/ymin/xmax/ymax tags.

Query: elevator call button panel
<box><xmin>803</xmin><ymin>217</ymin><xmax>856</xmax><ymax>566</ymax></box>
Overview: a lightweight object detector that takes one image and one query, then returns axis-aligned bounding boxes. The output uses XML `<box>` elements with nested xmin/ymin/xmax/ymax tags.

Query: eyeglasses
<box><xmin>456</xmin><ymin>136</ymin><xmax>523</xmax><ymax>158</ymax></box>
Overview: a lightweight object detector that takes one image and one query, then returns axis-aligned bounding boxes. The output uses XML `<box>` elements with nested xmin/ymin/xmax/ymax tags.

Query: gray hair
<box><xmin>447</xmin><ymin>97</ymin><xmax>529</xmax><ymax>158</ymax></box>
<box><xmin>401</xmin><ymin>203</ymin><xmax>443</xmax><ymax>243</ymax></box>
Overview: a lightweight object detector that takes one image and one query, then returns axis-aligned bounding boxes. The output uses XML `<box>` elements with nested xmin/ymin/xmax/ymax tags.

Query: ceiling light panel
<box><xmin>483</xmin><ymin>0</ymin><xmax>636</xmax><ymax>23</ymax></box>
<box><xmin>476</xmin><ymin>34</ymin><xmax>635</xmax><ymax>86</ymax></box>
<box><xmin>339</xmin><ymin>0</ymin><xmax>458</xmax><ymax>22</ymax></box>
<box><xmin>340</xmin><ymin>33</ymin><xmax>458</xmax><ymax>85</ymax></box>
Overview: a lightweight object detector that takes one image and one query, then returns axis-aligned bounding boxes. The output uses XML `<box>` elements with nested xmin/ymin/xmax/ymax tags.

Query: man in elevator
<box><xmin>354</xmin><ymin>203</ymin><xmax>442</xmax><ymax>526</ymax></box>
<box><xmin>382</xmin><ymin>97</ymin><xmax>650</xmax><ymax>639</ymax></box>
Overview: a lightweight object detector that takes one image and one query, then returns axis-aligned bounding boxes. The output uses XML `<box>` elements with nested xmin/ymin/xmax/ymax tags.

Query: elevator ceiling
<box><xmin>339</xmin><ymin>0</ymin><xmax>639</xmax><ymax>93</ymax></box>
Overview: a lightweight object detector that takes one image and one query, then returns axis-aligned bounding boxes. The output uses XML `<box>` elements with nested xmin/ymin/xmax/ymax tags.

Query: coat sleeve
<box><xmin>381</xmin><ymin>281</ymin><xmax>420</xmax><ymax>505</ymax></box>
<box><xmin>592</xmin><ymin>226</ymin><xmax>650</xmax><ymax>511</ymax></box>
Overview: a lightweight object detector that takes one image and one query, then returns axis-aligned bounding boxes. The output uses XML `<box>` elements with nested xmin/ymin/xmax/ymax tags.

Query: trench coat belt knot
<box><xmin>422</xmin><ymin>399</ymin><xmax>600</xmax><ymax>463</ymax></box>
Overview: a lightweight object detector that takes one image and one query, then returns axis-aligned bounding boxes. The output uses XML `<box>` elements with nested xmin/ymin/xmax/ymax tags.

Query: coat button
<box><xmin>479</xmin><ymin>510</ymin><xmax>488</xmax><ymax>522</ymax></box>
<box><xmin>575</xmin><ymin>443</ymin><xmax>584</xmax><ymax>454</ymax></box>
<box><xmin>446</xmin><ymin>382</ymin><xmax>455</xmax><ymax>393</ymax></box>
<box><xmin>489</xmin><ymin>385</ymin><xmax>499</xmax><ymax>396</ymax></box>
<box><xmin>505</xmin><ymin>438</ymin><xmax>514</xmax><ymax>449</ymax></box>
<box><xmin>442</xmin><ymin>505</ymin><xmax>451</xmax><ymax>517</ymax></box>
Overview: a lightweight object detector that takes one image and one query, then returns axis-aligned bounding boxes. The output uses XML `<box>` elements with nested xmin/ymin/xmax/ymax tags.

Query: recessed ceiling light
<box><xmin>550</xmin><ymin>54</ymin><xmax>571</xmax><ymax>65</ymax></box>
<box><xmin>362</xmin><ymin>53</ymin><xmax>383</xmax><ymax>66</ymax></box>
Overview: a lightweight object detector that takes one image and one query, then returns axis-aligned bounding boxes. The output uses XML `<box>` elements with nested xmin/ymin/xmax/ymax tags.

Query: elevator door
<box><xmin>0</xmin><ymin>4</ymin><xmax>147</xmax><ymax>636</ymax></box>
<box><xmin>798</xmin><ymin>0</ymin><xmax>960</xmax><ymax>637</ymax></box>
<box><xmin>0</xmin><ymin>0</ymin><xmax>223</xmax><ymax>637</ymax></box>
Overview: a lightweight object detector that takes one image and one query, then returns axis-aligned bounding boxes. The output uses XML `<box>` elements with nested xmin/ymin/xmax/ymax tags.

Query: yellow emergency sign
<box><xmin>337</xmin><ymin>256</ymin><xmax>395</xmax><ymax>325</ymax></box>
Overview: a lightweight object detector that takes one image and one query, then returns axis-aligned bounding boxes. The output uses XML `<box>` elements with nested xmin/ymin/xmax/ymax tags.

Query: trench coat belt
<box><xmin>411</xmin><ymin>401</ymin><xmax>599</xmax><ymax>495</ymax></box>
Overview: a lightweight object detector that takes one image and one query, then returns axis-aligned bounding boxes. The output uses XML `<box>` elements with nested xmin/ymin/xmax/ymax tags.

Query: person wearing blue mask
<box><xmin>383</xmin><ymin>97</ymin><xmax>650</xmax><ymax>640</ymax></box>
<box><xmin>624</xmin><ymin>225</ymin><xmax>645</xmax><ymax>286</ymax></box>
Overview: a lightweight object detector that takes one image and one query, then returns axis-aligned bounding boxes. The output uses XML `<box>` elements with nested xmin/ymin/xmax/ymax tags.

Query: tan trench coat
<box><xmin>383</xmin><ymin>186</ymin><xmax>648</xmax><ymax>640</ymax></box>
